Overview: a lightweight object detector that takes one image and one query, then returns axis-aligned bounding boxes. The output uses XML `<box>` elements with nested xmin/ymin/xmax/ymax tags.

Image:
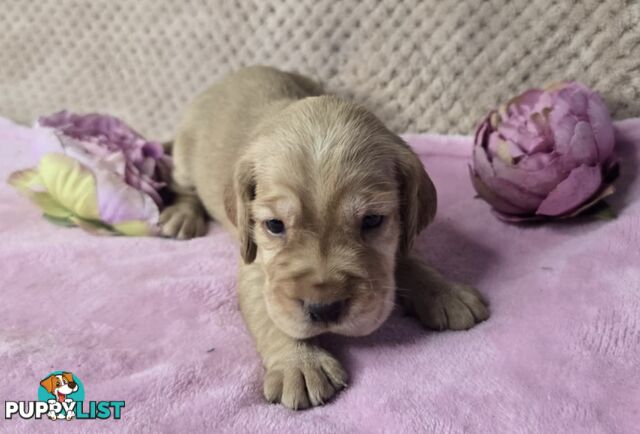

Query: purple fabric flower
<box><xmin>470</xmin><ymin>82</ymin><xmax>618</xmax><ymax>221</ymax></box>
<box><xmin>38</xmin><ymin>111</ymin><xmax>172</xmax><ymax>209</ymax></box>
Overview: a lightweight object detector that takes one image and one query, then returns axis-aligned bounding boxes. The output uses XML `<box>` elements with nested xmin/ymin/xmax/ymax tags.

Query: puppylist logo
<box><xmin>4</xmin><ymin>371</ymin><xmax>125</xmax><ymax>421</ymax></box>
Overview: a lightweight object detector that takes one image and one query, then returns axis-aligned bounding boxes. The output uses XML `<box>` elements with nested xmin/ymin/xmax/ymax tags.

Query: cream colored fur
<box><xmin>161</xmin><ymin>66</ymin><xmax>489</xmax><ymax>409</ymax></box>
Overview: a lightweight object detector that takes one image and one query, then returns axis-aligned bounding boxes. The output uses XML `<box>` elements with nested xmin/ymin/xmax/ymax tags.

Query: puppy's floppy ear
<box><xmin>61</xmin><ymin>372</ymin><xmax>74</xmax><ymax>383</ymax></box>
<box><xmin>224</xmin><ymin>156</ymin><xmax>257</xmax><ymax>263</ymax></box>
<box><xmin>40</xmin><ymin>375</ymin><xmax>56</xmax><ymax>393</ymax></box>
<box><xmin>395</xmin><ymin>140</ymin><xmax>437</xmax><ymax>255</ymax></box>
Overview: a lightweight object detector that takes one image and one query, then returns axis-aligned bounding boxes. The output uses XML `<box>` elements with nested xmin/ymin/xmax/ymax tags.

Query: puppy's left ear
<box><xmin>40</xmin><ymin>376</ymin><xmax>55</xmax><ymax>393</ymax></box>
<box><xmin>224</xmin><ymin>156</ymin><xmax>258</xmax><ymax>263</ymax></box>
<box><xmin>395</xmin><ymin>139</ymin><xmax>437</xmax><ymax>255</ymax></box>
<box><xmin>62</xmin><ymin>372</ymin><xmax>74</xmax><ymax>383</ymax></box>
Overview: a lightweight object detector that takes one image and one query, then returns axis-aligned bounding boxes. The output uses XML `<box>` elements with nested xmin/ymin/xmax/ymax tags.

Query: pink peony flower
<box><xmin>470</xmin><ymin>82</ymin><xmax>619</xmax><ymax>221</ymax></box>
<box><xmin>6</xmin><ymin>112</ymin><xmax>172</xmax><ymax>236</ymax></box>
<box><xmin>38</xmin><ymin>111</ymin><xmax>172</xmax><ymax>209</ymax></box>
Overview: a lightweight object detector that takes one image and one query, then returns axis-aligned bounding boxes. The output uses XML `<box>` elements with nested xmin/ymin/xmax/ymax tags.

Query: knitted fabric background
<box><xmin>0</xmin><ymin>0</ymin><xmax>638</xmax><ymax>138</ymax></box>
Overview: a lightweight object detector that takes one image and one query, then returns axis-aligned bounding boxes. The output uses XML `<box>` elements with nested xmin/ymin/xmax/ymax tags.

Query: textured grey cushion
<box><xmin>0</xmin><ymin>0</ymin><xmax>638</xmax><ymax>138</ymax></box>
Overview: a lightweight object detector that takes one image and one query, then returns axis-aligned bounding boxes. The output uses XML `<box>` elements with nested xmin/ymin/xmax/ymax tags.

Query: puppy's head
<box><xmin>226</xmin><ymin>96</ymin><xmax>436</xmax><ymax>338</ymax></box>
<box><xmin>40</xmin><ymin>372</ymin><xmax>77</xmax><ymax>395</ymax></box>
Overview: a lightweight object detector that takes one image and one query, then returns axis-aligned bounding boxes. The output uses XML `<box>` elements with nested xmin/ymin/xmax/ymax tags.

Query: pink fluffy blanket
<box><xmin>1</xmin><ymin>120</ymin><xmax>639</xmax><ymax>433</ymax></box>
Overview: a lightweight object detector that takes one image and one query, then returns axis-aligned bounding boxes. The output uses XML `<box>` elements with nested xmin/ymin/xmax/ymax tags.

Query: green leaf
<box><xmin>43</xmin><ymin>214</ymin><xmax>76</xmax><ymax>227</ymax></box>
<box><xmin>592</xmin><ymin>203</ymin><xmax>617</xmax><ymax>221</ymax></box>
<box><xmin>68</xmin><ymin>216</ymin><xmax>119</xmax><ymax>236</ymax></box>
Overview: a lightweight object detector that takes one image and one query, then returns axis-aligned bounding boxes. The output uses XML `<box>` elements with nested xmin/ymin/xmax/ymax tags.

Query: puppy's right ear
<box><xmin>395</xmin><ymin>140</ymin><xmax>437</xmax><ymax>255</ymax></box>
<box><xmin>40</xmin><ymin>376</ymin><xmax>55</xmax><ymax>393</ymax></box>
<box><xmin>224</xmin><ymin>157</ymin><xmax>257</xmax><ymax>263</ymax></box>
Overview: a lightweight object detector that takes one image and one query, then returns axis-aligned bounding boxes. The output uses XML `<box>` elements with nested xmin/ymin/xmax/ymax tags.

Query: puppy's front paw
<box><xmin>263</xmin><ymin>348</ymin><xmax>348</xmax><ymax>410</ymax></box>
<box><xmin>413</xmin><ymin>284</ymin><xmax>489</xmax><ymax>331</ymax></box>
<box><xmin>159</xmin><ymin>203</ymin><xmax>207</xmax><ymax>239</ymax></box>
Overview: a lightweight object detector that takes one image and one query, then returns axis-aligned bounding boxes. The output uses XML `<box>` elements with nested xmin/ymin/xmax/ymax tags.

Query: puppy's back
<box><xmin>172</xmin><ymin>66</ymin><xmax>323</xmax><ymax>225</ymax></box>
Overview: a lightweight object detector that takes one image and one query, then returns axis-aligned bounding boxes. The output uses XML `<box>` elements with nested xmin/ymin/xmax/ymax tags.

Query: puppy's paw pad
<box><xmin>159</xmin><ymin>204</ymin><xmax>207</xmax><ymax>240</ymax></box>
<box><xmin>415</xmin><ymin>284</ymin><xmax>489</xmax><ymax>331</ymax></box>
<box><xmin>263</xmin><ymin>351</ymin><xmax>348</xmax><ymax>410</ymax></box>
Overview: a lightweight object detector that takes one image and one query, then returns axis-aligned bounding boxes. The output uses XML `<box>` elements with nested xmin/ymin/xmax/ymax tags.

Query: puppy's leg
<box><xmin>396</xmin><ymin>255</ymin><xmax>489</xmax><ymax>330</ymax></box>
<box><xmin>46</xmin><ymin>400</ymin><xmax>57</xmax><ymax>420</ymax></box>
<box><xmin>159</xmin><ymin>136</ymin><xmax>208</xmax><ymax>239</ymax></box>
<box><xmin>159</xmin><ymin>181</ymin><xmax>208</xmax><ymax>239</ymax></box>
<box><xmin>239</xmin><ymin>264</ymin><xmax>348</xmax><ymax>410</ymax></box>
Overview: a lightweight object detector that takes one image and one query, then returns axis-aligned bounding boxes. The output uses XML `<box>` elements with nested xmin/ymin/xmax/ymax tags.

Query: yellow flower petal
<box><xmin>7</xmin><ymin>168</ymin><xmax>44</xmax><ymax>191</ymax></box>
<box><xmin>31</xmin><ymin>192</ymin><xmax>73</xmax><ymax>218</ymax></box>
<box><xmin>38</xmin><ymin>153</ymin><xmax>100</xmax><ymax>220</ymax></box>
<box><xmin>8</xmin><ymin>168</ymin><xmax>72</xmax><ymax>218</ymax></box>
<box><xmin>10</xmin><ymin>155</ymin><xmax>156</xmax><ymax>237</ymax></box>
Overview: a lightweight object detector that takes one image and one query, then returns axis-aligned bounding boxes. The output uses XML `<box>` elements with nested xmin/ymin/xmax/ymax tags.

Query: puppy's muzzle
<box><xmin>306</xmin><ymin>300</ymin><xmax>346</xmax><ymax>323</ymax></box>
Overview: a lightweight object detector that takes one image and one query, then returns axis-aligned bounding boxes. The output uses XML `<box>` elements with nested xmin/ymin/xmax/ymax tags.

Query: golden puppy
<box><xmin>161</xmin><ymin>66</ymin><xmax>489</xmax><ymax>409</ymax></box>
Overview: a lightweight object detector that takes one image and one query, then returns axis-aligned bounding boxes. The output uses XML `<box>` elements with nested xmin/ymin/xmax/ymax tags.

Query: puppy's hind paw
<box><xmin>263</xmin><ymin>348</ymin><xmax>348</xmax><ymax>410</ymax></box>
<box><xmin>413</xmin><ymin>284</ymin><xmax>490</xmax><ymax>331</ymax></box>
<box><xmin>159</xmin><ymin>203</ymin><xmax>207</xmax><ymax>240</ymax></box>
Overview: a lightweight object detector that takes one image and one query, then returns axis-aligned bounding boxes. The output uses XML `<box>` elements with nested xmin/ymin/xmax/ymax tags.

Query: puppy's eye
<box><xmin>362</xmin><ymin>214</ymin><xmax>384</xmax><ymax>230</ymax></box>
<box><xmin>265</xmin><ymin>219</ymin><xmax>285</xmax><ymax>235</ymax></box>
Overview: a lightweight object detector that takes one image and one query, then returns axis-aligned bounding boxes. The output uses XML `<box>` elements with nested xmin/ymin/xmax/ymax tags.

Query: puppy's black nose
<box><xmin>68</xmin><ymin>382</ymin><xmax>77</xmax><ymax>389</ymax></box>
<box><xmin>307</xmin><ymin>300</ymin><xmax>344</xmax><ymax>323</ymax></box>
